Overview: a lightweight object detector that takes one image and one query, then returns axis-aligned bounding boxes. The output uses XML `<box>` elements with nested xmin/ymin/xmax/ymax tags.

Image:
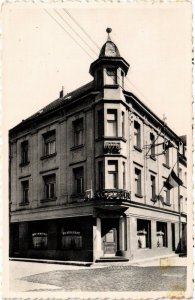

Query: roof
<box><xmin>99</xmin><ymin>40</ymin><xmax>120</xmax><ymax>58</ymax></box>
<box><xmin>10</xmin><ymin>81</ymin><xmax>94</xmax><ymax>132</ymax></box>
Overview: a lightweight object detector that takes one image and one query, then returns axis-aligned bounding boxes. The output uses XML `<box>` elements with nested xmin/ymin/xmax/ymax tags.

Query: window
<box><xmin>164</xmin><ymin>148</ymin><xmax>170</xmax><ymax>166</ymax></box>
<box><xmin>180</xmin><ymin>195</ymin><xmax>183</xmax><ymax>212</ymax></box>
<box><xmin>150</xmin><ymin>133</ymin><xmax>155</xmax><ymax>158</ymax></box>
<box><xmin>73</xmin><ymin>119</ymin><xmax>83</xmax><ymax>146</ymax></box>
<box><xmin>97</xmin><ymin>70</ymin><xmax>103</xmax><ymax>89</ymax></box>
<box><xmin>21</xmin><ymin>180</ymin><xmax>29</xmax><ymax>204</ymax></box>
<box><xmin>150</xmin><ymin>175</ymin><xmax>156</xmax><ymax>200</ymax></box>
<box><xmin>156</xmin><ymin>222</ymin><xmax>168</xmax><ymax>247</ymax></box>
<box><xmin>123</xmin><ymin>162</ymin><xmax>126</xmax><ymax>189</ymax></box>
<box><xmin>107</xmin><ymin>109</ymin><xmax>117</xmax><ymax>137</ymax></box>
<box><xmin>163</xmin><ymin>183</ymin><xmax>170</xmax><ymax>205</ymax></box>
<box><xmin>108</xmin><ymin>161</ymin><xmax>118</xmax><ymax>189</ymax></box>
<box><xmin>122</xmin><ymin>111</ymin><xmax>125</xmax><ymax>138</ymax></box>
<box><xmin>44</xmin><ymin>174</ymin><xmax>56</xmax><ymax>199</ymax></box>
<box><xmin>184</xmin><ymin>172</ymin><xmax>187</xmax><ymax>186</ymax></box>
<box><xmin>179</xmin><ymin>168</ymin><xmax>182</xmax><ymax>181</ymax></box>
<box><xmin>21</xmin><ymin>141</ymin><xmax>29</xmax><ymax>164</ymax></box>
<box><xmin>30</xmin><ymin>221</ymin><xmax>48</xmax><ymax>250</ymax></box>
<box><xmin>61</xmin><ymin>232</ymin><xmax>82</xmax><ymax>250</ymax></box>
<box><xmin>97</xmin><ymin>110</ymin><xmax>104</xmax><ymax>138</ymax></box>
<box><xmin>134</xmin><ymin>121</ymin><xmax>141</xmax><ymax>149</ymax></box>
<box><xmin>73</xmin><ymin>167</ymin><xmax>84</xmax><ymax>194</ymax></box>
<box><xmin>106</xmin><ymin>68</ymin><xmax>117</xmax><ymax>85</ymax></box>
<box><xmin>43</xmin><ymin>131</ymin><xmax>56</xmax><ymax>156</ymax></box>
<box><xmin>121</xmin><ymin>70</ymin><xmax>124</xmax><ymax>88</ymax></box>
<box><xmin>98</xmin><ymin>161</ymin><xmax>104</xmax><ymax>190</ymax></box>
<box><xmin>135</xmin><ymin>168</ymin><xmax>142</xmax><ymax>196</ymax></box>
<box><xmin>137</xmin><ymin>219</ymin><xmax>151</xmax><ymax>249</ymax></box>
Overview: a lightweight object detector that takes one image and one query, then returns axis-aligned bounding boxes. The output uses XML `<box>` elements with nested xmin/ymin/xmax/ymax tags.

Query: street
<box><xmin>9</xmin><ymin>259</ymin><xmax>187</xmax><ymax>292</ymax></box>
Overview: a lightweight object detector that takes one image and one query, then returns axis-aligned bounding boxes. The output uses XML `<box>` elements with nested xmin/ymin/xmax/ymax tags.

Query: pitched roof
<box><xmin>11</xmin><ymin>81</ymin><xmax>94</xmax><ymax>131</ymax></box>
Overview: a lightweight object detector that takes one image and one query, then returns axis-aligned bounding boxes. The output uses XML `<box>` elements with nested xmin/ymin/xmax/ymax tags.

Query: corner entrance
<box><xmin>101</xmin><ymin>218</ymin><xmax>119</xmax><ymax>256</ymax></box>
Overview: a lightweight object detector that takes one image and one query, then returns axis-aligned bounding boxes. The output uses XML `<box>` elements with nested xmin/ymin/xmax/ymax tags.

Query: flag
<box><xmin>164</xmin><ymin>169</ymin><xmax>183</xmax><ymax>190</ymax></box>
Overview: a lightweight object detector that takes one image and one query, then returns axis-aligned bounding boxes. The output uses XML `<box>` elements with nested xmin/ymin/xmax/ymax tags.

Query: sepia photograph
<box><xmin>2</xmin><ymin>1</ymin><xmax>193</xmax><ymax>298</ymax></box>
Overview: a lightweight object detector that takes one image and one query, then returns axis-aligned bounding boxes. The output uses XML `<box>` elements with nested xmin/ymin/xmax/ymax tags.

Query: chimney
<box><xmin>59</xmin><ymin>86</ymin><xmax>64</xmax><ymax>98</ymax></box>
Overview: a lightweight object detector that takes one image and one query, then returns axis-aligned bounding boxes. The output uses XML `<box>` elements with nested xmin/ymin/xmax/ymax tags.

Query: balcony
<box><xmin>93</xmin><ymin>189</ymin><xmax>131</xmax><ymax>202</ymax></box>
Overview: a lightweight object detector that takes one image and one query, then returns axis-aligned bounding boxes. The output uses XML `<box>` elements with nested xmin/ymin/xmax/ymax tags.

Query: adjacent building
<box><xmin>9</xmin><ymin>29</ymin><xmax>187</xmax><ymax>262</ymax></box>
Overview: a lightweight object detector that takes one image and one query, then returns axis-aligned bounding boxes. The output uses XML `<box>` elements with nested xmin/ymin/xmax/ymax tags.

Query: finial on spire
<box><xmin>106</xmin><ymin>28</ymin><xmax>112</xmax><ymax>41</ymax></box>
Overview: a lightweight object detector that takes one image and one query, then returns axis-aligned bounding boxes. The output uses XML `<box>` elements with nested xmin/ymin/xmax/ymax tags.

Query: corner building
<box><xmin>9</xmin><ymin>30</ymin><xmax>187</xmax><ymax>262</ymax></box>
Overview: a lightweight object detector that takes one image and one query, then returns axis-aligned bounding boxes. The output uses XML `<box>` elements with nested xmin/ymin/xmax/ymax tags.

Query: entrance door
<box><xmin>102</xmin><ymin>219</ymin><xmax>118</xmax><ymax>256</ymax></box>
<box><xmin>171</xmin><ymin>223</ymin><xmax>175</xmax><ymax>251</ymax></box>
<box><xmin>104</xmin><ymin>228</ymin><xmax>117</xmax><ymax>254</ymax></box>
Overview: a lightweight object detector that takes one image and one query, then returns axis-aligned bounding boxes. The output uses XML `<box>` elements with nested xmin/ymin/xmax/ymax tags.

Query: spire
<box><xmin>106</xmin><ymin>28</ymin><xmax>112</xmax><ymax>42</ymax></box>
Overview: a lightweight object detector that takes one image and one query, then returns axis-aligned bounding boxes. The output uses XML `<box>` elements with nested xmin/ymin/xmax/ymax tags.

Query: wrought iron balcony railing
<box><xmin>93</xmin><ymin>189</ymin><xmax>131</xmax><ymax>201</ymax></box>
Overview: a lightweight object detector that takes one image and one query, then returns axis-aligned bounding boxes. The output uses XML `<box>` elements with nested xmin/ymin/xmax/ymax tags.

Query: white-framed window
<box><xmin>73</xmin><ymin>118</ymin><xmax>83</xmax><ymax>146</ymax></box>
<box><xmin>108</xmin><ymin>161</ymin><xmax>118</xmax><ymax>189</ymax></box>
<box><xmin>135</xmin><ymin>168</ymin><xmax>142</xmax><ymax>195</ymax></box>
<box><xmin>134</xmin><ymin>121</ymin><xmax>141</xmax><ymax>149</ymax></box>
<box><xmin>107</xmin><ymin>109</ymin><xmax>117</xmax><ymax>137</ymax></box>
<box><xmin>44</xmin><ymin>174</ymin><xmax>56</xmax><ymax>199</ymax></box>
<box><xmin>43</xmin><ymin>130</ymin><xmax>56</xmax><ymax>156</ymax></box>
<box><xmin>73</xmin><ymin>167</ymin><xmax>84</xmax><ymax>194</ymax></box>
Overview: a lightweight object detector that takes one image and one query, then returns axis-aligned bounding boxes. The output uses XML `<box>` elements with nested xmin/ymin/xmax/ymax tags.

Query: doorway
<box><xmin>101</xmin><ymin>218</ymin><xmax>119</xmax><ymax>256</ymax></box>
<box><xmin>171</xmin><ymin>223</ymin><xmax>175</xmax><ymax>251</ymax></box>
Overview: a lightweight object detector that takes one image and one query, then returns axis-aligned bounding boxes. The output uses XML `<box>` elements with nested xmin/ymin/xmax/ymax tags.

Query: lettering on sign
<box><xmin>104</xmin><ymin>142</ymin><xmax>121</xmax><ymax>154</ymax></box>
<box><xmin>94</xmin><ymin>189</ymin><xmax>131</xmax><ymax>200</ymax></box>
<box><xmin>62</xmin><ymin>231</ymin><xmax>81</xmax><ymax>236</ymax></box>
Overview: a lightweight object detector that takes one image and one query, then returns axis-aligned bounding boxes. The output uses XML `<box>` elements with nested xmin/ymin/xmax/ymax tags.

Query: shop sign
<box><xmin>94</xmin><ymin>189</ymin><xmax>131</xmax><ymax>200</ymax></box>
<box><xmin>62</xmin><ymin>231</ymin><xmax>81</xmax><ymax>236</ymax></box>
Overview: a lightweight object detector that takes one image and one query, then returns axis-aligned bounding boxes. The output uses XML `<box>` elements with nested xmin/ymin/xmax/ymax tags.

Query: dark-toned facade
<box><xmin>9</xmin><ymin>30</ymin><xmax>187</xmax><ymax>262</ymax></box>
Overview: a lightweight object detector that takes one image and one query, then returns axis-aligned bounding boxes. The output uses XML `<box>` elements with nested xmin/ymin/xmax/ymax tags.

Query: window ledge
<box><xmin>40</xmin><ymin>153</ymin><xmax>57</xmax><ymax>160</ymax></box>
<box><xmin>134</xmin><ymin>146</ymin><xmax>142</xmax><ymax>153</ymax></box>
<box><xmin>40</xmin><ymin>197</ymin><xmax>57</xmax><ymax>203</ymax></box>
<box><xmin>104</xmin><ymin>84</ymin><xmax>119</xmax><ymax>89</ymax></box>
<box><xmin>19</xmin><ymin>162</ymin><xmax>30</xmax><ymax>167</ymax></box>
<box><xmin>150</xmin><ymin>198</ymin><xmax>157</xmax><ymax>203</ymax></box>
<box><xmin>19</xmin><ymin>201</ymin><xmax>29</xmax><ymax>206</ymax></box>
<box><xmin>70</xmin><ymin>144</ymin><xmax>84</xmax><ymax>151</ymax></box>
<box><xmin>163</xmin><ymin>202</ymin><xmax>171</xmax><ymax>206</ymax></box>
<box><xmin>135</xmin><ymin>193</ymin><xmax>143</xmax><ymax>198</ymax></box>
<box><xmin>150</xmin><ymin>155</ymin><xmax>157</xmax><ymax>161</ymax></box>
<box><xmin>162</xmin><ymin>163</ymin><xmax>171</xmax><ymax>169</ymax></box>
<box><xmin>71</xmin><ymin>193</ymin><xmax>85</xmax><ymax>198</ymax></box>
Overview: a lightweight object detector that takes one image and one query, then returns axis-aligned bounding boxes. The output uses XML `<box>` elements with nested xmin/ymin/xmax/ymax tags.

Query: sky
<box><xmin>3</xmin><ymin>2</ymin><xmax>192</xmax><ymax>136</ymax></box>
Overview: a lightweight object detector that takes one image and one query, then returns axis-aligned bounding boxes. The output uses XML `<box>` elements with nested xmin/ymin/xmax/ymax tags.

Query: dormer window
<box><xmin>106</xmin><ymin>68</ymin><xmax>117</xmax><ymax>85</ymax></box>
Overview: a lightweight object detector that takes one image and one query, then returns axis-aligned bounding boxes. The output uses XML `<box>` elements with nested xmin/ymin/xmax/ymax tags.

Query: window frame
<box><xmin>150</xmin><ymin>175</ymin><xmax>156</xmax><ymax>201</ymax></box>
<box><xmin>107</xmin><ymin>160</ymin><xmax>118</xmax><ymax>189</ymax></box>
<box><xmin>73</xmin><ymin>167</ymin><xmax>84</xmax><ymax>195</ymax></box>
<box><xmin>106</xmin><ymin>68</ymin><xmax>117</xmax><ymax>85</ymax></box>
<box><xmin>21</xmin><ymin>180</ymin><xmax>29</xmax><ymax>204</ymax></box>
<box><xmin>73</xmin><ymin>118</ymin><xmax>84</xmax><ymax>147</ymax></box>
<box><xmin>134</xmin><ymin>121</ymin><xmax>141</xmax><ymax>150</ymax></box>
<box><xmin>43</xmin><ymin>130</ymin><xmax>56</xmax><ymax>157</ymax></box>
<box><xmin>107</xmin><ymin>109</ymin><xmax>117</xmax><ymax>137</ymax></box>
<box><xmin>135</xmin><ymin>167</ymin><xmax>142</xmax><ymax>196</ymax></box>
<box><xmin>21</xmin><ymin>140</ymin><xmax>29</xmax><ymax>165</ymax></box>
<box><xmin>43</xmin><ymin>174</ymin><xmax>56</xmax><ymax>200</ymax></box>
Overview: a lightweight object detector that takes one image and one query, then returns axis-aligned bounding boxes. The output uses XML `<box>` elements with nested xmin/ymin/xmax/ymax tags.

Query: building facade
<box><xmin>9</xmin><ymin>30</ymin><xmax>187</xmax><ymax>262</ymax></box>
